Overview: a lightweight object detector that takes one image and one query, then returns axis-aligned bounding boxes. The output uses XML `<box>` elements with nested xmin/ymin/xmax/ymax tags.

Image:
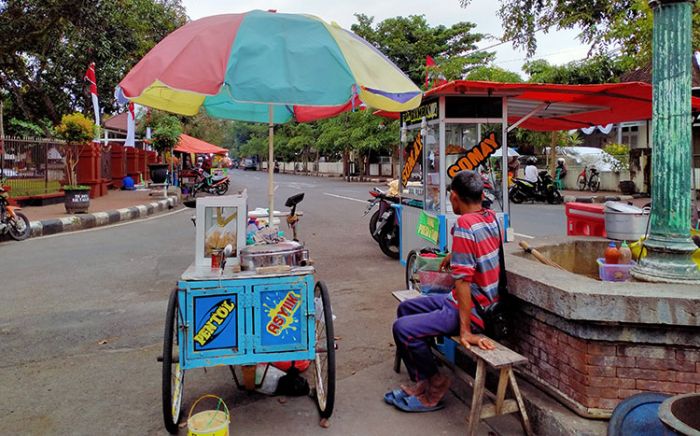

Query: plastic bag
<box><xmin>418</xmin><ymin>271</ymin><xmax>454</xmax><ymax>294</ymax></box>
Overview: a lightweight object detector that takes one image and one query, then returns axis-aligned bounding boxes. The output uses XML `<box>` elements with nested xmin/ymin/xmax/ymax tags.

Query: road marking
<box><xmin>514</xmin><ymin>232</ymin><xmax>535</xmax><ymax>239</ymax></box>
<box><xmin>323</xmin><ymin>193</ymin><xmax>367</xmax><ymax>204</ymax></box>
<box><xmin>23</xmin><ymin>207</ymin><xmax>189</xmax><ymax>242</ymax></box>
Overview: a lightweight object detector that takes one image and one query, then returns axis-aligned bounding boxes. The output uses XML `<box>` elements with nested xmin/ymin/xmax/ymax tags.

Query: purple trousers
<box><xmin>392</xmin><ymin>294</ymin><xmax>459</xmax><ymax>381</ymax></box>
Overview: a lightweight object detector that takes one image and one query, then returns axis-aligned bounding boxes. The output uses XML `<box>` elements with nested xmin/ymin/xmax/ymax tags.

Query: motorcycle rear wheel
<box><xmin>8</xmin><ymin>212</ymin><xmax>31</xmax><ymax>240</ymax></box>
<box><xmin>509</xmin><ymin>187</ymin><xmax>525</xmax><ymax>204</ymax></box>
<box><xmin>214</xmin><ymin>183</ymin><xmax>229</xmax><ymax>195</ymax></box>
<box><xmin>547</xmin><ymin>190</ymin><xmax>563</xmax><ymax>205</ymax></box>
<box><xmin>369</xmin><ymin>210</ymin><xmax>380</xmax><ymax>242</ymax></box>
<box><xmin>378</xmin><ymin>222</ymin><xmax>400</xmax><ymax>259</ymax></box>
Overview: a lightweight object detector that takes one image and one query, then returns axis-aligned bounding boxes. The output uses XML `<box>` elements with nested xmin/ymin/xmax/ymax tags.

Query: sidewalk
<box><xmin>15</xmin><ymin>189</ymin><xmax>180</xmax><ymax>239</ymax></box>
<box><xmin>561</xmin><ymin>189</ymin><xmax>650</xmax><ymax>208</ymax></box>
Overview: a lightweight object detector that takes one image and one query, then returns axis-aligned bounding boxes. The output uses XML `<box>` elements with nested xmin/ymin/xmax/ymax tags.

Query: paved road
<box><xmin>0</xmin><ymin>171</ymin><xmax>557</xmax><ymax>435</ymax></box>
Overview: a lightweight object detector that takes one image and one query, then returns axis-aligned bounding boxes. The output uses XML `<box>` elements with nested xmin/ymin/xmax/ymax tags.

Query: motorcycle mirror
<box><xmin>223</xmin><ymin>244</ymin><xmax>233</xmax><ymax>258</ymax></box>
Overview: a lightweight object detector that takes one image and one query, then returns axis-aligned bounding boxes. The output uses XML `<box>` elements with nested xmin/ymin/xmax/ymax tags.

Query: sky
<box><xmin>180</xmin><ymin>0</ymin><xmax>590</xmax><ymax>76</ymax></box>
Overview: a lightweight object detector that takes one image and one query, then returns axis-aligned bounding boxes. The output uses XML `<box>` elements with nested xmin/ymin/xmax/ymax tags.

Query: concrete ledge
<box><xmin>506</xmin><ymin>237</ymin><xmax>699</xmax><ymax>328</ymax></box>
<box><xmin>26</xmin><ymin>195</ymin><xmax>180</xmax><ymax>239</ymax></box>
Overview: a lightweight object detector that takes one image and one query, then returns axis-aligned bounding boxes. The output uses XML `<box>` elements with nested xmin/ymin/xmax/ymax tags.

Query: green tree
<box><xmin>351</xmin><ymin>14</ymin><xmax>494</xmax><ymax>85</ymax></box>
<box><xmin>459</xmin><ymin>0</ymin><xmax>700</xmax><ymax>68</ymax></box>
<box><xmin>0</xmin><ymin>0</ymin><xmax>186</xmax><ymax>126</ymax></box>
<box><xmin>466</xmin><ymin>66</ymin><xmax>523</xmax><ymax>82</ymax></box>
<box><xmin>524</xmin><ymin>55</ymin><xmax>626</xmax><ymax>84</ymax></box>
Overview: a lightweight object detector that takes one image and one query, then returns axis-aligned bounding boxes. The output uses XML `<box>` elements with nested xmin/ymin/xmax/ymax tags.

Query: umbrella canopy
<box><xmin>490</xmin><ymin>147</ymin><xmax>520</xmax><ymax>157</ymax></box>
<box><xmin>118</xmin><ymin>10</ymin><xmax>421</xmax><ymax>123</ymax></box>
<box><xmin>174</xmin><ymin>134</ymin><xmax>228</xmax><ymax>155</ymax></box>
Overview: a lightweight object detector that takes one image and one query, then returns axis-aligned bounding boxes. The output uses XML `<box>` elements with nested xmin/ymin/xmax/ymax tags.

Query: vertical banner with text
<box><xmin>417</xmin><ymin>211</ymin><xmax>440</xmax><ymax>244</ymax></box>
<box><xmin>401</xmin><ymin>133</ymin><xmax>423</xmax><ymax>188</ymax></box>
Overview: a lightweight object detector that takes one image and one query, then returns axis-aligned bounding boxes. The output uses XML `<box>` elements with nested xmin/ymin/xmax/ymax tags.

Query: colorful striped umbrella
<box><xmin>118</xmin><ymin>10</ymin><xmax>421</xmax><ymax>123</ymax></box>
<box><xmin>118</xmin><ymin>10</ymin><xmax>421</xmax><ymax>221</ymax></box>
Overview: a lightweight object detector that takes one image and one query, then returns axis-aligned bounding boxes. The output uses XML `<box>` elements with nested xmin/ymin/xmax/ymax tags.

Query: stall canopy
<box><xmin>378</xmin><ymin>80</ymin><xmax>700</xmax><ymax>131</ymax></box>
<box><xmin>174</xmin><ymin>134</ymin><xmax>228</xmax><ymax>155</ymax></box>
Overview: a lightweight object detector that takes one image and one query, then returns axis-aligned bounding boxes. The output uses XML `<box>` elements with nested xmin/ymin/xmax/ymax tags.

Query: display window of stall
<box><xmin>445</xmin><ymin>125</ymin><xmax>503</xmax><ymax>180</ymax></box>
<box><xmin>423</xmin><ymin>124</ymin><xmax>441</xmax><ymax>212</ymax></box>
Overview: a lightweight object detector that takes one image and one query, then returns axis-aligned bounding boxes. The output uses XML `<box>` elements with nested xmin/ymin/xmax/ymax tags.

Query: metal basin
<box><xmin>240</xmin><ymin>240</ymin><xmax>309</xmax><ymax>271</ymax></box>
<box><xmin>659</xmin><ymin>393</ymin><xmax>700</xmax><ymax>435</ymax></box>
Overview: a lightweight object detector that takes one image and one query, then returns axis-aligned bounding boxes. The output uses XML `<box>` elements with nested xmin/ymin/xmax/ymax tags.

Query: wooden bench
<box><xmin>392</xmin><ymin>290</ymin><xmax>533</xmax><ymax>436</ymax></box>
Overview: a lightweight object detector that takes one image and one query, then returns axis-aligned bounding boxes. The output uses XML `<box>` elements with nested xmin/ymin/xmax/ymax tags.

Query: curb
<box><xmin>27</xmin><ymin>195</ymin><xmax>180</xmax><ymax>238</ymax></box>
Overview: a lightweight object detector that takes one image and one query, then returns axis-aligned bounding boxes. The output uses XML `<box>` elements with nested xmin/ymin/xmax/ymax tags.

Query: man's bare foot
<box><xmin>423</xmin><ymin>373</ymin><xmax>451</xmax><ymax>406</ymax></box>
<box><xmin>400</xmin><ymin>380</ymin><xmax>427</xmax><ymax>396</ymax></box>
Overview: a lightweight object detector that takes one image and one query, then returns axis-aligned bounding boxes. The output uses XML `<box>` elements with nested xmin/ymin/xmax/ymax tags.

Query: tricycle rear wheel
<box><xmin>313</xmin><ymin>281</ymin><xmax>335</xmax><ymax>419</ymax></box>
<box><xmin>163</xmin><ymin>288</ymin><xmax>185</xmax><ymax>434</ymax></box>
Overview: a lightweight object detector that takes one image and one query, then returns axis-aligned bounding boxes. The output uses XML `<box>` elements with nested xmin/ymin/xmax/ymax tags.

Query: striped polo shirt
<box><xmin>448</xmin><ymin>209</ymin><xmax>501</xmax><ymax>331</ymax></box>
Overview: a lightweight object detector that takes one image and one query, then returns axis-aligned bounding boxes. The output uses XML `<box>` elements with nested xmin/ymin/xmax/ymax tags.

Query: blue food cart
<box><xmin>161</xmin><ymin>193</ymin><xmax>335</xmax><ymax>433</ymax></box>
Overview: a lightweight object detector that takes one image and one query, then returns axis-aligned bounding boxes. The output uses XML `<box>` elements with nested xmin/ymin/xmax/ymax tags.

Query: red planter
<box><xmin>139</xmin><ymin>149</ymin><xmax>148</xmax><ymax>182</ymax></box>
<box><xmin>111</xmin><ymin>144</ymin><xmax>127</xmax><ymax>189</ymax></box>
<box><xmin>126</xmin><ymin>147</ymin><xmax>141</xmax><ymax>182</ymax></box>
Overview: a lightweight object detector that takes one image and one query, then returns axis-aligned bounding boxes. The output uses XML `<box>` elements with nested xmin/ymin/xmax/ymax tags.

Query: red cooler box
<box><xmin>565</xmin><ymin>202</ymin><xmax>606</xmax><ymax>237</ymax></box>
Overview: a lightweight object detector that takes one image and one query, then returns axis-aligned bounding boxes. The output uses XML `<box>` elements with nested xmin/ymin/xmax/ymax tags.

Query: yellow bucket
<box><xmin>187</xmin><ymin>395</ymin><xmax>230</xmax><ymax>436</ymax></box>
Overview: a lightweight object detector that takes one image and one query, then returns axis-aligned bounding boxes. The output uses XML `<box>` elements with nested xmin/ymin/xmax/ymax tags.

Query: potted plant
<box><xmin>55</xmin><ymin>113</ymin><xmax>95</xmax><ymax>213</ymax></box>
<box><xmin>149</xmin><ymin>114</ymin><xmax>182</xmax><ymax>184</ymax></box>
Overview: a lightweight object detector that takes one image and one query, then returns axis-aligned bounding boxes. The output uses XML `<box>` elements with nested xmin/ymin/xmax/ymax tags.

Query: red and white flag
<box><xmin>425</xmin><ymin>55</ymin><xmax>447</xmax><ymax>89</ymax></box>
<box><xmin>125</xmin><ymin>102</ymin><xmax>136</xmax><ymax>147</ymax></box>
<box><xmin>84</xmin><ymin>62</ymin><xmax>100</xmax><ymax>127</ymax></box>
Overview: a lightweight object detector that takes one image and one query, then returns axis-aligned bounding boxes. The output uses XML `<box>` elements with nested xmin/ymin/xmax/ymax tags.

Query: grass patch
<box><xmin>4</xmin><ymin>179</ymin><xmax>62</xmax><ymax>197</ymax></box>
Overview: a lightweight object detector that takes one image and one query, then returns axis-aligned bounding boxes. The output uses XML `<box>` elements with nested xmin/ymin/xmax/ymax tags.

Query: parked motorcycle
<box><xmin>192</xmin><ymin>168</ymin><xmax>230</xmax><ymax>196</ymax></box>
<box><xmin>362</xmin><ymin>187</ymin><xmax>401</xmax><ymax>259</ymax></box>
<box><xmin>481</xmin><ymin>172</ymin><xmax>497</xmax><ymax>209</ymax></box>
<box><xmin>0</xmin><ymin>185</ymin><xmax>31</xmax><ymax>240</ymax></box>
<box><xmin>509</xmin><ymin>170</ymin><xmax>563</xmax><ymax>204</ymax></box>
<box><xmin>364</xmin><ymin>187</ymin><xmax>400</xmax><ymax>243</ymax></box>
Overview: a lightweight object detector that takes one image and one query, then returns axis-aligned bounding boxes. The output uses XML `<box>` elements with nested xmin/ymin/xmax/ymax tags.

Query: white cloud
<box><xmin>180</xmin><ymin>0</ymin><xmax>590</xmax><ymax>75</ymax></box>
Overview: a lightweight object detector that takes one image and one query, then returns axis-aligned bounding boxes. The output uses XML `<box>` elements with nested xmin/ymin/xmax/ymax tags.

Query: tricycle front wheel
<box><xmin>163</xmin><ymin>288</ymin><xmax>185</xmax><ymax>434</ymax></box>
<box><xmin>313</xmin><ymin>281</ymin><xmax>336</xmax><ymax>419</ymax></box>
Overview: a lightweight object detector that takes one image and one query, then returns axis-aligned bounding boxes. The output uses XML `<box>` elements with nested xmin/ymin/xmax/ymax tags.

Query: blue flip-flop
<box><xmin>394</xmin><ymin>395</ymin><xmax>445</xmax><ymax>413</ymax></box>
<box><xmin>383</xmin><ymin>389</ymin><xmax>407</xmax><ymax>405</ymax></box>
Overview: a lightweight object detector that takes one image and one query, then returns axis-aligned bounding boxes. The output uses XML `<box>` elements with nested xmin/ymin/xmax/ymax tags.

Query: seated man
<box><xmin>388</xmin><ymin>170</ymin><xmax>501</xmax><ymax>412</ymax></box>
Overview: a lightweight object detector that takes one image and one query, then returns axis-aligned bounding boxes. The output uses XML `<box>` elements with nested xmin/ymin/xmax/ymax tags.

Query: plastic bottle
<box><xmin>604</xmin><ymin>241</ymin><xmax>621</xmax><ymax>264</ymax></box>
<box><xmin>246</xmin><ymin>218</ymin><xmax>258</xmax><ymax>245</ymax></box>
<box><xmin>619</xmin><ymin>241</ymin><xmax>632</xmax><ymax>265</ymax></box>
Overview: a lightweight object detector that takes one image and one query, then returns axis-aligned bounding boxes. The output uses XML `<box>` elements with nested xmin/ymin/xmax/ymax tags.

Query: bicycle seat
<box><xmin>285</xmin><ymin>193</ymin><xmax>305</xmax><ymax>208</ymax></box>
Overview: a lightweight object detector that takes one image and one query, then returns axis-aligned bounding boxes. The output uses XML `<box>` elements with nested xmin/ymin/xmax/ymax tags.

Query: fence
<box><xmin>0</xmin><ymin>136</ymin><xmax>66</xmax><ymax>197</ymax></box>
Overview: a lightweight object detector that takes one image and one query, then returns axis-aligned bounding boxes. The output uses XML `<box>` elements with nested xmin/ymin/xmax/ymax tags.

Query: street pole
<box><xmin>0</xmin><ymin>101</ymin><xmax>4</xmax><ymax>179</ymax></box>
<box><xmin>632</xmin><ymin>0</ymin><xmax>700</xmax><ymax>283</ymax></box>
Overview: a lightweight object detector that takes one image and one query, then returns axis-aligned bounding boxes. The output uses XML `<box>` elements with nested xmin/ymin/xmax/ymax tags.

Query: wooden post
<box><xmin>466</xmin><ymin>359</ymin><xmax>486</xmax><ymax>436</ymax></box>
<box><xmin>268</xmin><ymin>105</ymin><xmax>275</xmax><ymax>227</ymax></box>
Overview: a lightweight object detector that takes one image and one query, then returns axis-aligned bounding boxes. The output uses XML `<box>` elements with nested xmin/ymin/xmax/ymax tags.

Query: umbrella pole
<box><xmin>268</xmin><ymin>104</ymin><xmax>275</xmax><ymax>229</ymax></box>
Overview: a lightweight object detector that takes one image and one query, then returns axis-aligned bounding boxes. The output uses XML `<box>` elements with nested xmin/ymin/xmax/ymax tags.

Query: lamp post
<box><xmin>632</xmin><ymin>0</ymin><xmax>700</xmax><ymax>283</ymax></box>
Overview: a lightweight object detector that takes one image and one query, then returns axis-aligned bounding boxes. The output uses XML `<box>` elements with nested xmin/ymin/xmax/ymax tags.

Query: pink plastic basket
<box><xmin>596</xmin><ymin>258</ymin><xmax>636</xmax><ymax>282</ymax></box>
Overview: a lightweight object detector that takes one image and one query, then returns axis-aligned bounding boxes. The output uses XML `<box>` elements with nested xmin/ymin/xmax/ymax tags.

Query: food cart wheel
<box><xmin>162</xmin><ymin>288</ymin><xmax>185</xmax><ymax>434</ymax></box>
<box><xmin>405</xmin><ymin>250</ymin><xmax>421</xmax><ymax>291</ymax></box>
<box><xmin>312</xmin><ymin>281</ymin><xmax>336</xmax><ymax>419</ymax></box>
